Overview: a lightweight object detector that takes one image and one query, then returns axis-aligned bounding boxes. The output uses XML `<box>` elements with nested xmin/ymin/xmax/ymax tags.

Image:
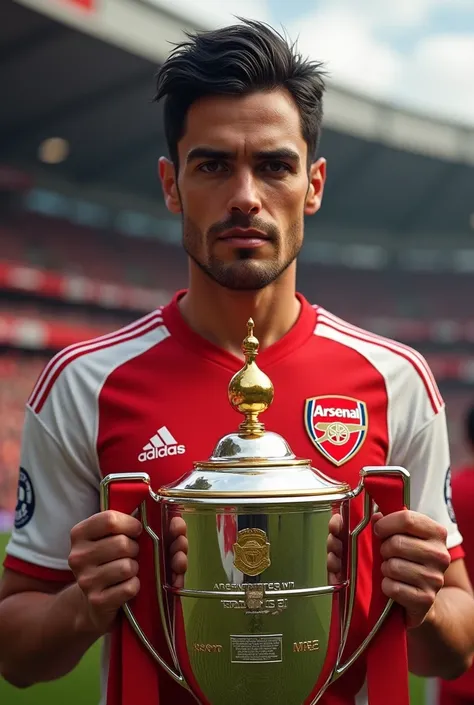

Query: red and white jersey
<box><xmin>439</xmin><ymin>465</ymin><xmax>474</xmax><ymax>699</ymax></box>
<box><xmin>5</xmin><ymin>292</ymin><xmax>463</xmax><ymax>705</ymax></box>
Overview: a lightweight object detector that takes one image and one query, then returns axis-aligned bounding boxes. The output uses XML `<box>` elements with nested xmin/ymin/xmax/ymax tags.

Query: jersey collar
<box><xmin>161</xmin><ymin>290</ymin><xmax>318</xmax><ymax>372</ymax></box>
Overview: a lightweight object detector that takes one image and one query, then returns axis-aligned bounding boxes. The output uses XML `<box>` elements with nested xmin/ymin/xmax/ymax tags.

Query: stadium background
<box><xmin>1</xmin><ymin>0</ymin><xmax>474</xmax><ymax>702</ymax></box>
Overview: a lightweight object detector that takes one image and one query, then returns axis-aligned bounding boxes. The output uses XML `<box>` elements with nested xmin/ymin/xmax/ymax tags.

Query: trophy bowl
<box><xmin>101</xmin><ymin>320</ymin><xmax>409</xmax><ymax>705</ymax></box>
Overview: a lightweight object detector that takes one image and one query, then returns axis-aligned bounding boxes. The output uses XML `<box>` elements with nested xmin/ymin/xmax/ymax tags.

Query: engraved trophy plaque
<box><xmin>101</xmin><ymin>320</ymin><xmax>410</xmax><ymax>704</ymax></box>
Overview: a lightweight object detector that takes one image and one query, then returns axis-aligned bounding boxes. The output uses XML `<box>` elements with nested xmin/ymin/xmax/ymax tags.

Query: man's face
<box><xmin>160</xmin><ymin>89</ymin><xmax>326</xmax><ymax>290</ymax></box>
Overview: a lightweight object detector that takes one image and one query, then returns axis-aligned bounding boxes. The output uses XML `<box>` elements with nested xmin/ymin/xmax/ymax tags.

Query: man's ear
<box><xmin>158</xmin><ymin>157</ymin><xmax>182</xmax><ymax>214</ymax></box>
<box><xmin>304</xmin><ymin>157</ymin><xmax>326</xmax><ymax>216</ymax></box>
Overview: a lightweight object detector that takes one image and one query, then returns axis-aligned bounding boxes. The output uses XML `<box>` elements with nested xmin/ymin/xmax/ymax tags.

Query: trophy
<box><xmin>101</xmin><ymin>320</ymin><xmax>410</xmax><ymax>704</ymax></box>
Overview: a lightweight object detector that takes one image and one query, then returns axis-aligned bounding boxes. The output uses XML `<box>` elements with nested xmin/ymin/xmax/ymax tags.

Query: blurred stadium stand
<box><xmin>1</xmin><ymin>0</ymin><xmax>474</xmax><ymax>516</ymax></box>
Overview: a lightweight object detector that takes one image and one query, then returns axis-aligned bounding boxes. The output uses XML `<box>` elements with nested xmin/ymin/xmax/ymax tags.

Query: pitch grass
<box><xmin>0</xmin><ymin>532</ymin><xmax>425</xmax><ymax>704</ymax></box>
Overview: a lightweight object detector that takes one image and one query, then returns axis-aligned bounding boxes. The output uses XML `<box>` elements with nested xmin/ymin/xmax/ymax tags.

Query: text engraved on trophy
<box><xmin>293</xmin><ymin>640</ymin><xmax>320</xmax><ymax>653</ymax></box>
<box><xmin>233</xmin><ymin>528</ymin><xmax>271</xmax><ymax>576</ymax></box>
<box><xmin>221</xmin><ymin>598</ymin><xmax>288</xmax><ymax>614</ymax></box>
<box><xmin>193</xmin><ymin>643</ymin><xmax>223</xmax><ymax>653</ymax></box>
<box><xmin>230</xmin><ymin>634</ymin><xmax>283</xmax><ymax>664</ymax></box>
<box><xmin>213</xmin><ymin>581</ymin><xmax>295</xmax><ymax>591</ymax></box>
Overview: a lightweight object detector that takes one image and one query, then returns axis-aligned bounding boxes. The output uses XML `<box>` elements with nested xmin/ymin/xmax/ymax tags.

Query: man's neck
<box><xmin>178</xmin><ymin>263</ymin><xmax>301</xmax><ymax>359</ymax></box>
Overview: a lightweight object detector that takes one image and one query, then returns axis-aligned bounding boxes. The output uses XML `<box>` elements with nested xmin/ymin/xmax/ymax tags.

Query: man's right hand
<box><xmin>68</xmin><ymin>510</ymin><xmax>142</xmax><ymax>634</ymax></box>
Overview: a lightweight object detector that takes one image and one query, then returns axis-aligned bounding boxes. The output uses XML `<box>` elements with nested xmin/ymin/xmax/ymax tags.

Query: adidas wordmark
<box><xmin>138</xmin><ymin>426</ymin><xmax>186</xmax><ymax>462</ymax></box>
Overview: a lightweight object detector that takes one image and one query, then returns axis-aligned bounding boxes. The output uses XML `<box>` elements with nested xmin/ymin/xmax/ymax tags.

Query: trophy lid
<box><xmin>160</xmin><ymin>319</ymin><xmax>350</xmax><ymax>500</ymax></box>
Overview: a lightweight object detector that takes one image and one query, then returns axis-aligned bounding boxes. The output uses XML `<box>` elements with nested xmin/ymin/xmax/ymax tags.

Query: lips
<box><xmin>216</xmin><ymin>229</ymin><xmax>271</xmax><ymax>250</ymax></box>
<box><xmin>217</xmin><ymin>228</ymin><xmax>270</xmax><ymax>241</ymax></box>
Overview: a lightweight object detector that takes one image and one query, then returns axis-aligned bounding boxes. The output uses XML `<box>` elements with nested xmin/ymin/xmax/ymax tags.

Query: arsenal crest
<box><xmin>304</xmin><ymin>395</ymin><xmax>368</xmax><ymax>467</ymax></box>
<box><xmin>233</xmin><ymin>527</ymin><xmax>271</xmax><ymax>577</ymax></box>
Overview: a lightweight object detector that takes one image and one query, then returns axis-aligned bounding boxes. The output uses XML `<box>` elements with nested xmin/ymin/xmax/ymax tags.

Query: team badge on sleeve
<box><xmin>14</xmin><ymin>467</ymin><xmax>36</xmax><ymax>529</ymax></box>
<box><xmin>304</xmin><ymin>396</ymin><xmax>368</xmax><ymax>467</ymax></box>
<box><xmin>444</xmin><ymin>467</ymin><xmax>456</xmax><ymax>523</ymax></box>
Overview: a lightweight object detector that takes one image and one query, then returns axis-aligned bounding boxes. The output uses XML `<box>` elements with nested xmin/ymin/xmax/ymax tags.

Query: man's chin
<box><xmin>208</xmin><ymin>261</ymin><xmax>281</xmax><ymax>291</ymax></box>
<box><xmin>187</xmin><ymin>249</ymin><xmax>292</xmax><ymax>291</ymax></box>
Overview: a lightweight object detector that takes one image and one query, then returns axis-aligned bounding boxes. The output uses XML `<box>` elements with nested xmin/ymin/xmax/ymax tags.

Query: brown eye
<box><xmin>261</xmin><ymin>161</ymin><xmax>291</xmax><ymax>173</ymax></box>
<box><xmin>198</xmin><ymin>161</ymin><xmax>227</xmax><ymax>173</ymax></box>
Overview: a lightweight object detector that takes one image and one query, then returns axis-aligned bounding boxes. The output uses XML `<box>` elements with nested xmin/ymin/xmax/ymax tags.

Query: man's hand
<box><xmin>168</xmin><ymin>516</ymin><xmax>188</xmax><ymax>588</ymax></box>
<box><xmin>374</xmin><ymin>510</ymin><xmax>451</xmax><ymax>629</ymax></box>
<box><xmin>327</xmin><ymin>513</ymin><xmax>344</xmax><ymax>585</ymax></box>
<box><xmin>68</xmin><ymin>510</ymin><xmax>142</xmax><ymax>634</ymax></box>
<box><xmin>327</xmin><ymin>510</ymin><xmax>452</xmax><ymax>629</ymax></box>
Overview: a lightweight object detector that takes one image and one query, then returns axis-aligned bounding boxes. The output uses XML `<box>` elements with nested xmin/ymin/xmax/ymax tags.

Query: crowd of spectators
<box><xmin>0</xmin><ymin>352</ymin><xmax>47</xmax><ymax>514</ymax></box>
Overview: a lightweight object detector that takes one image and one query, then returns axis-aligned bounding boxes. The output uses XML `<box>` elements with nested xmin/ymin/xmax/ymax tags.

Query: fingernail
<box><xmin>373</xmin><ymin>523</ymin><xmax>380</xmax><ymax>536</ymax></box>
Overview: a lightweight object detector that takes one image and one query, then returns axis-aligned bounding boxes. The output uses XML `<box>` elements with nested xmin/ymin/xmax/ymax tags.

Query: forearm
<box><xmin>408</xmin><ymin>586</ymin><xmax>474</xmax><ymax>679</ymax></box>
<box><xmin>0</xmin><ymin>582</ymin><xmax>102</xmax><ymax>687</ymax></box>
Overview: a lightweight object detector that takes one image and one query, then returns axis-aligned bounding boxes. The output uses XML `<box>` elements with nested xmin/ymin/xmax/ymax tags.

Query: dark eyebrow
<box><xmin>253</xmin><ymin>148</ymin><xmax>300</xmax><ymax>164</ymax></box>
<box><xmin>186</xmin><ymin>147</ymin><xmax>234</xmax><ymax>164</ymax></box>
<box><xmin>186</xmin><ymin>146</ymin><xmax>301</xmax><ymax>165</ymax></box>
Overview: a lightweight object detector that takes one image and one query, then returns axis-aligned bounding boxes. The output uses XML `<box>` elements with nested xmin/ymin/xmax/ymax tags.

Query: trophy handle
<box><xmin>100</xmin><ymin>472</ymin><xmax>188</xmax><ymax>689</ymax></box>
<box><xmin>334</xmin><ymin>465</ymin><xmax>410</xmax><ymax>679</ymax></box>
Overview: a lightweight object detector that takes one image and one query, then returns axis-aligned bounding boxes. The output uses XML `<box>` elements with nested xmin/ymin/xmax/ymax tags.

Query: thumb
<box><xmin>371</xmin><ymin>511</ymin><xmax>383</xmax><ymax>528</ymax></box>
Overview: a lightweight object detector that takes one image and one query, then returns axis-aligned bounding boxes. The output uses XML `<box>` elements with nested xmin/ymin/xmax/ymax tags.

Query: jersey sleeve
<box><xmin>5</xmin><ymin>370</ymin><xmax>101</xmax><ymax>580</ymax></box>
<box><xmin>398</xmin><ymin>406</ymin><xmax>463</xmax><ymax>555</ymax></box>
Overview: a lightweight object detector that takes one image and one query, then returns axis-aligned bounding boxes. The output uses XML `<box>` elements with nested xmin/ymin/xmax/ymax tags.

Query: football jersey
<box><xmin>438</xmin><ymin>465</ymin><xmax>474</xmax><ymax>699</ymax></box>
<box><xmin>4</xmin><ymin>291</ymin><xmax>463</xmax><ymax>705</ymax></box>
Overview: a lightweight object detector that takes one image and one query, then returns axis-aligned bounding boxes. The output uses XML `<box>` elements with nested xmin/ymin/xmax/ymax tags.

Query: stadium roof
<box><xmin>2</xmin><ymin>0</ymin><xmax>474</xmax><ymax>239</ymax></box>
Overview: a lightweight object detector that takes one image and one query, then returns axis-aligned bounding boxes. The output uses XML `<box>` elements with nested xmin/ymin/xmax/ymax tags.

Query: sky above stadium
<box><xmin>170</xmin><ymin>0</ymin><xmax>474</xmax><ymax>126</ymax></box>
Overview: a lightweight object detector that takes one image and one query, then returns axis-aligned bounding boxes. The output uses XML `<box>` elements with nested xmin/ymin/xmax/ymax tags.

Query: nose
<box><xmin>227</xmin><ymin>170</ymin><xmax>262</xmax><ymax>216</ymax></box>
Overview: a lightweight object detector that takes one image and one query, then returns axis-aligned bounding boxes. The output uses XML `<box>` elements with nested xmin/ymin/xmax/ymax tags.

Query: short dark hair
<box><xmin>154</xmin><ymin>18</ymin><xmax>326</xmax><ymax>169</ymax></box>
<box><xmin>466</xmin><ymin>405</ymin><xmax>474</xmax><ymax>449</ymax></box>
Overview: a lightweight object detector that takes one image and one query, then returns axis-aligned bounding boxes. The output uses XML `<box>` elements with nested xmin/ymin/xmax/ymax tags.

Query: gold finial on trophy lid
<box><xmin>228</xmin><ymin>318</ymin><xmax>274</xmax><ymax>438</ymax></box>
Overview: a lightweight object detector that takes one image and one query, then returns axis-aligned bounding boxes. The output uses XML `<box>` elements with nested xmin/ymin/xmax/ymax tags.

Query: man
<box><xmin>438</xmin><ymin>405</ymin><xmax>474</xmax><ymax>705</ymax></box>
<box><xmin>1</xmin><ymin>18</ymin><xmax>474</xmax><ymax>705</ymax></box>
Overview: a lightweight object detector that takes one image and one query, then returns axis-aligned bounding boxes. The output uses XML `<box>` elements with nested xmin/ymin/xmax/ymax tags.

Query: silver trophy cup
<box><xmin>101</xmin><ymin>319</ymin><xmax>409</xmax><ymax>704</ymax></box>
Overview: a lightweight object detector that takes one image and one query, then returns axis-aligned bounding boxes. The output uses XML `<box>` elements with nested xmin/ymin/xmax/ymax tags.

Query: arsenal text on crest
<box><xmin>304</xmin><ymin>395</ymin><xmax>368</xmax><ymax>467</ymax></box>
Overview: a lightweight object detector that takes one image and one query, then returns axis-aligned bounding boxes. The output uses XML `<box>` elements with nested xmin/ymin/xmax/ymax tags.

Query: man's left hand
<box><xmin>373</xmin><ymin>510</ymin><xmax>452</xmax><ymax>629</ymax></box>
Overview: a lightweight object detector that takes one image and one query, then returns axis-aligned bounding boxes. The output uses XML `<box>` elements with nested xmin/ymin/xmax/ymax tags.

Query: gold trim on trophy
<box><xmin>233</xmin><ymin>527</ymin><xmax>271</xmax><ymax>576</ymax></box>
<box><xmin>228</xmin><ymin>318</ymin><xmax>274</xmax><ymax>438</ymax></box>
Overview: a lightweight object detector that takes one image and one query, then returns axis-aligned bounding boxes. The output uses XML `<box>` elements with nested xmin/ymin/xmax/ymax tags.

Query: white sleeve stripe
<box><xmin>30</xmin><ymin>316</ymin><xmax>165</xmax><ymax>414</ymax></box>
<box><xmin>28</xmin><ymin>308</ymin><xmax>163</xmax><ymax>408</ymax></box>
<box><xmin>315</xmin><ymin>314</ymin><xmax>443</xmax><ymax>415</ymax></box>
<box><xmin>317</xmin><ymin>308</ymin><xmax>443</xmax><ymax>409</ymax></box>
<box><xmin>317</xmin><ymin>307</ymin><xmax>443</xmax><ymax>408</ymax></box>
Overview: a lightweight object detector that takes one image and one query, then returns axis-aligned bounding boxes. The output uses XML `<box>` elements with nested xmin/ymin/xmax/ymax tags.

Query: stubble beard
<box><xmin>182</xmin><ymin>216</ymin><xmax>303</xmax><ymax>291</ymax></box>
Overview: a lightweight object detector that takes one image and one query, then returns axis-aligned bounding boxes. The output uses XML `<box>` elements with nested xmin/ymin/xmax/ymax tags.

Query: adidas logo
<box><xmin>138</xmin><ymin>426</ymin><xmax>186</xmax><ymax>462</ymax></box>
